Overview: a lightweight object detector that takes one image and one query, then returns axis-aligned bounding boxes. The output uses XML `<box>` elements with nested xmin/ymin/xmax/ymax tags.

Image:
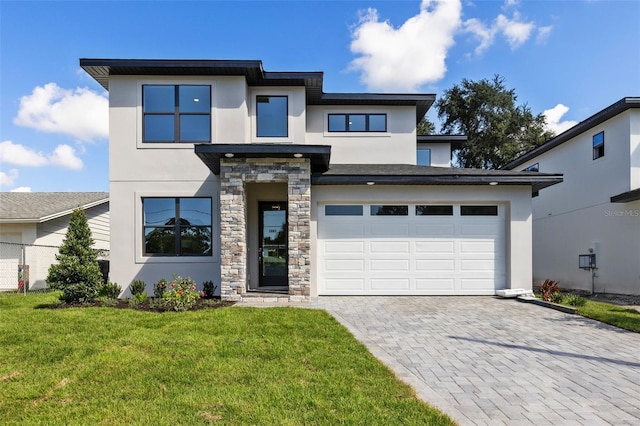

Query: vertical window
<box><xmin>256</xmin><ymin>95</ymin><xmax>288</xmax><ymax>137</ymax></box>
<box><xmin>143</xmin><ymin>197</ymin><xmax>212</xmax><ymax>256</ymax></box>
<box><xmin>593</xmin><ymin>131</ymin><xmax>604</xmax><ymax>159</ymax></box>
<box><xmin>417</xmin><ymin>148</ymin><xmax>431</xmax><ymax>166</ymax></box>
<box><xmin>143</xmin><ymin>85</ymin><xmax>211</xmax><ymax>143</ymax></box>
<box><xmin>328</xmin><ymin>114</ymin><xmax>387</xmax><ymax>132</ymax></box>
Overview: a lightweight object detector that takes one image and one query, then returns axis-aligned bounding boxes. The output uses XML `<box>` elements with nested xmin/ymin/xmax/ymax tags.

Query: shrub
<box><xmin>539</xmin><ymin>279</ymin><xmax>560</xmax><ymax>302</ymax></box>
<box><xmin>46</xmin><ymin>209</ymin><xmax>104</xmax><ymax>304</ymax></box>
<box><xmin>565</xmin><ymin>294</ymin><xmax>587</xmax><ymax>307</ymax></box>
<box><xmin>163</xmin><ymin>275</ymin><xmax>200</xmax><ymax>311</ymax></box>
<box><xmin>100</xmin><ymin>282</ymin><xmax>122</xmax><ymax>299</ymax></box>
<box><xmin>549</xmin><ymin>292</ymin><xmax>564</xmax><ymax>304</ymax></box>
<box><xmin>130</xmin><ymin>279</ymin><xmax>146</xmax><ymax>296</ymax></box>
<box><xmin>129</xmin><ymin>292</ymin><xmax>148</xmax><ymax>308</ymax></box>
<box><xmin>154</xmin><ymin>278</ymin><xmax>168</xmax><ymax>299</ymax></box>
<box><xmin>202</xmin><ymin>280</ymin><xmax>217</xmax><ymax>299</ymax></box>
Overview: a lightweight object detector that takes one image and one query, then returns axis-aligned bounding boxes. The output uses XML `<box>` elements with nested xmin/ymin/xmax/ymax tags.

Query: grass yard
<box><xmin>0</xmin><ymin>293</ymin><xmax>455</xmax><ymax>425</ymax></box>
<box><xmin>576</xmin><ymin>299</ymin><xmax>640</xmax><ymax>333</ymax></box>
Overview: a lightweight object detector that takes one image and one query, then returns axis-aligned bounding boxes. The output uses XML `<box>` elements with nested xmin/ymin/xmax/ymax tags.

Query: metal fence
<box><xmin>0</xmin><ymin>241</ymin><xmax>109</xmax><ymax>295</ymax></box>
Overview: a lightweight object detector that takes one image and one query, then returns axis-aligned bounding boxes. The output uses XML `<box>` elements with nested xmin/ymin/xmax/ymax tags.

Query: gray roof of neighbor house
<box><xmin>0</xmin><ymin>192</ymin><xmax>109</xmax><ymax>223</ymax></box>
<box><xmin>313</xmin><ymin>164</ymin><xmax>563</xmax><ymax>193</ymax></box>
<box><xmin>79</xmin><ymin>58</ymin><xmax>435</xmax><ymax>122</ymax></box>
<box><xmin>503</xmin><ymin>97</ymin><xmax>640</xmax><ymax>170</ymax></box>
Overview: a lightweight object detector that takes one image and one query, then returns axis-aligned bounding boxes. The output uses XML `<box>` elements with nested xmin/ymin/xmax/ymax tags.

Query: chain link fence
<box><xmin>0</xmin><ymin>241</ymin><xmax>109</xmax><ymax>295</ymax></box>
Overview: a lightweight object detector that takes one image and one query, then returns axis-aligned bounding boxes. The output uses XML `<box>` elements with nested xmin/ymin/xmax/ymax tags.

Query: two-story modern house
<box><xmin>504</xmin><ymin>98</ymin><xmax>640</xmax><ymax>296</ymax></box>
<box><xmin>81</xmin><ymin>58</ymin><xmax>562</xmax><ymax>300</ymax></box>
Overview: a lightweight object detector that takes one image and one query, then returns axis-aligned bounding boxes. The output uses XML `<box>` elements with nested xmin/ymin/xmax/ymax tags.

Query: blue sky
<box><xmin>1</xmin><ymin>0</ymin><xmax>639</xmax><ymax>192</ymax></box>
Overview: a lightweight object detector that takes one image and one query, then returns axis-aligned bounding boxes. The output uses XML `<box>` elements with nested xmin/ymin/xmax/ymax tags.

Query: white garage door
<box><xmin>318</xmin><ymin>203</ymin><xmax>506</xmax><ymax>295</ymax></box>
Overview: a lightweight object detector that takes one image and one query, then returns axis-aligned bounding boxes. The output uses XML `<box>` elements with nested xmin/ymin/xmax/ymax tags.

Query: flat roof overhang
<box><xmin>610</xmin><ymin>188</ymin><xmax>640</xmax><ymax>203</ymax></box>
<box><xmin>312</xmin><ymin>164</ymin><xmax>563</xmax><ymax>193</ymax></box>
<box><xmin>194</xmin><ymin>144</ymin><xmax>332</xmax><ymax>174</ymax></box>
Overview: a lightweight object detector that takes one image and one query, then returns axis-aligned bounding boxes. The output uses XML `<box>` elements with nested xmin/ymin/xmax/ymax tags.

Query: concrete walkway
<box><xmin>315</xmin><ymin>296</ymin><xmax>640</xmax><ymax>425</ymax></box>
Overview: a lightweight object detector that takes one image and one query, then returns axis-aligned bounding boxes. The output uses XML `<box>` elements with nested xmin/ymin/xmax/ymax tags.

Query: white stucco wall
<box><xmin>518</xmin><ymin>110</ymin><xmax>640</xmax><ymax>295</ymax></box>
<box><xmin>306</xmin><ymin>105</ymin><xmax>417</xmax><ymax>164</ymax></box>
<box><xmin>309</xmin><ymin>185</ymin><xmax>533</xmax><ymax>297</ymax></box>
<box><xmin>417</xmin><ymin>143</ymin><xmax>452</xmax><ymax>167</ymax></box>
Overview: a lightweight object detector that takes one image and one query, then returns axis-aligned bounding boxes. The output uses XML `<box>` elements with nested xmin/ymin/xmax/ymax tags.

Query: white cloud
<box><xmin>496</xmin><ymin>13</ymin><xmax>535</xmax><ymax>49</ymax></box>
<box><xmin>463</xmin><ymin>10</ymin><xmax>539</xmax><ymax>55</ymax></box>
<box><xmin>14</xmin><ymin>83</ymin><xmax>108</xmax><ymax>142</ymax></box>
<box><xmin>0</xmin><ymin>168</ymin><xmax>19</xmax><ymax>186</ymax></box>
<box><xmin>543</xmin><ymin>104</ymin><xmax>578</xmax><ymax>135</ymax></box>
<box><xmin>536</xmin><ymin>25</ymin><xmax>553</xmax><ymax>44</ymax></box>
<box><xmin>10</xmin><ymin>187</ymin><xmax>32</xmax><ymax>193</ymax></box>
<box><xmin>349</xmin><ymin>0</ymin><xmax>462</xmax><ymax>91</ymax></box>
<box><xmin>0</xmin><ymin>140</ymin><xmax>83</xmax><ymax>170</ymax></box>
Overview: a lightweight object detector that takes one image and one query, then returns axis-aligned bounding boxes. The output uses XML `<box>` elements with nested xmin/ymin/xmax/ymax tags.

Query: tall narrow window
<box><xmin>143</xmin><ymin>197</ymin><xmax>212</xmax><ymax>256</ymax></box>
<box><xmin>593</xmin><ymin>131</ymin><xmax>604</xmax><ymax>160</ymax></box>
<box><xmin>417</xmin><ymin>148</ymin><xmax>431</xmax><ymax>166</ymax></box>
<box><xmin>256</xmin><ymin>96</ymin><xmax>288</xmax><ymax>137</ymax></box>
<box><xmin>143</xmin><ymin>85</ymin><xmax>211</xmax><ymax>143</ymax></box>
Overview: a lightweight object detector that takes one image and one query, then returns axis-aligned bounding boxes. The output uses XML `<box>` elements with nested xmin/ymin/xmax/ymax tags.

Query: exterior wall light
<box><xmin>224</xmin><ymin>153</ymin><xmax>234</xmax><ymax>158</ymax></box>
<box><xmin>489</xmin><ymin>181</ymin><xmax>498</xmax><ymax>185</ymax></box>
<box><xmin>366</xmin><ymin>182</ymin><xmax>375</xmax><ymax>185</ymax></box>
<box><xmin>293</xmin><ymin>153</ymin><xmax>303</xmax><ymax>158</ymax></box>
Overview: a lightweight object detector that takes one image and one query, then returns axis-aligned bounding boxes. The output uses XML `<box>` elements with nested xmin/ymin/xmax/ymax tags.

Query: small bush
<box><xmin>154</xmin><ymin>278</ymin><xmax>168</xmax><ymax>299</ymax></box>
<box><xmin>100</xmin><ymin>282</ymin><xmax>122</xmax><ymax>299</ymax></box>
<box><xmin>202</xmin><ymin>280</ymin><xmax>217</xmax><ymax>299</ymax></box>
<box><xmin>565</xmin><ymin>294</ymin><xmax>587</xmax><ymax>307</ymax></box>
<box><xmin>539</xmin><ymin>279</ymin><xmax>560</xmax><ymax>302</ymax></box>
<box><xmin>163</xmin><ymin>275</ymin><xmax>200</xmax><ymax>312</ymax></box>
<box><xmin>129</xmin><ymin>292</ymin><xmax>148</xmax><ymax>308</ymax></box>
<box><xmin>130</xmin><ymin>279</ymin><xmax>146</xmax><ymax>296</ymax></box>
<box><xmin>549</xmin><ymin>292</ymin><xmax>564</xmax><ymax>304</ymax></box>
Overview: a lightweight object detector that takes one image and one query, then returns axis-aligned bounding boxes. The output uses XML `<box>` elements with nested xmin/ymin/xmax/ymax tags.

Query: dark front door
<box><xmin>258</xmin><ymin>202</ymin><xmax>288</xmax><ymax>287</ymax></box>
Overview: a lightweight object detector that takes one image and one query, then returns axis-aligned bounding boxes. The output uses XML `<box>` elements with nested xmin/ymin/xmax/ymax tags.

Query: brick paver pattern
<box><xmin>315</xmin><ymin>296</ymin><xmax>640</xmax><ymax>426</ymax></box>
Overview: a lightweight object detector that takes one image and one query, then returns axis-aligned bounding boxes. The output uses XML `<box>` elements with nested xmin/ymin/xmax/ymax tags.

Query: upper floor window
<box><xmin>142</xmin><ymin>85</ymin><xmax>211</xmax><ymax>143</ymax></box>
<box><xmin>143</xmin><ymin>197</ymin><xmax>212</xmax><ymax>256</ymax></box>
<box><xmin>328</xmin><ymin>113</ymin><xmax>387</xmax><ymax>132</ymax></box>
<box><xmin>593</xmin><ymin>131</ymin><xmax>604</xmax><ymax>160</ymax></box>
<box><xmin>256</xmin><ymin>95</ymin><xmax>288</xmax><ymax>137</ymax></box>
<box><xmin>417</xmin><ymin>148</ymin><xmax>431</xmax><ymax>166</ymax></box>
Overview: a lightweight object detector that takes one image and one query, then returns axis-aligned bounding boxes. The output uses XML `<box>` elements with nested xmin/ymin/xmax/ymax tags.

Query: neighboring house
<box><xmin>0</xmin><ymin>192</ymin><xmax>109</xmax><ymax>290</ymax></box>
<box><xmin>504</xmin><ymin>98</ymin><xmax>640</xmax><ymax>295</ymax></box>
<box><xmin>81</xmin><ymin>58</ymin><xmax>561</xmax><ymax>300</ymax></box>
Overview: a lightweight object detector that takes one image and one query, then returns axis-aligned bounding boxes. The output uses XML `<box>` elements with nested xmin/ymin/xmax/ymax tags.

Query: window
<box><xmin>416</xmin><ymin>205</ymin><xmax>453</xmax><ymax>216</ymax></box>
<box><xmin>523</xmin><ymin>163</ymin><xmax>539</xmax><ymax>172</ymax></box>
<box><xmin>325</xmin><ymin>205</ymin><xmax>363</xmax><ymax>216</ymax></box>
<box><xmin>460</xmin><ymin>205</ymin><xmax>498</xmax><ymax>216</ymax></box>
<box><xmin>143</xmin><ymin>85</ymin><xmax>210</xmax><ymax>143</ymax></box>
<box><xmin>371</xmin><ymin>205</ymin><xmax>408</xmax><ymax>216</ymax></box>
<box><xmin>417</xmin><ymin>148</ymin><xmax>431</xmax><ymax>166</ymax></box>
<box><xmin>593</xmin><ymin>131</ymin><xmax>604</xmax><ymax>159</ymax></box>
<box><xmin>257</xmin><ymin>95</ymin><xmax>288</xmax><ymax>137</ymax></box>
<box><xmin>328</xmin><ymin>114</ymin><xmax>387</xmax><ymax>132</ymax></box>
<box><xmin>143</xmin><ymin>197</ymin><xmax>212</xmax><ymax>256</ymax></box>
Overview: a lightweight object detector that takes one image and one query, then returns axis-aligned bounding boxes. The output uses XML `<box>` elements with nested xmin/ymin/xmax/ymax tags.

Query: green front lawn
<box><xmin>576</xmin><ymin>299</ymin><xmax>640</xmax><ymax>333</ymax></box>
<box><xmin>0</xmin><ymin>293</ymin><xmax>455</xmax><ymax>425</ymax></box>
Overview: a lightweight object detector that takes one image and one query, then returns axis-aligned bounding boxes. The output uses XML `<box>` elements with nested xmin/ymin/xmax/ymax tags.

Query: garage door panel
<box><xmin>370</xmin><ymin>259</ymin><xmax>410</xmax><ymax>271</ymax></box>
<box><xmin>370</xmin><ymin>241</ymin><xmax>410</xmax><ymax>254</ymax></box>
<box><xmin>416</xmin><ymin>259</ymin><xmax>455</xmax><ymax>272</ymax></box>
<box><xmin>458</xmin><ymin>223</ymin><xmax>501</xmax><ymax>237</ymax></box>
<box><xmin>324</xmin><ymin>241</ymin><xmax>365</xmax><ymax>254</ymax></box>
<box><xmin>460</xmin><ymin>278</ymin><xmax>504</xmax><ymax>291</ymax></box>
<box><xmin>324</xmin><ymin>279</ymin><xmax>365</xmax><ymax>292</ymax></box>
<box><xmin>369</xmin><ymin>223</ymin><xmax>410</xmax><ymax>237</ymax></box>
<box><xmin>460</xmin><ymin>240</ymin><xmax>497</xmax><ymax>253</ymax></box>
<box><xmin>320</xmin><ymin>223</ymin><xmax>365</xmax><ymax>238</ymax></box>
<box><xmin>460</xmin><ymin>259</ymin><xmax>496</xmax><ymax>271</ymax></box>
<box><xmin>324</xmin><ymin>259</ymin><xmax>365</xmax><ymax>272</ymax></box>
<box><xmin>415</xmin><ymin>241</ymin><xmax>455</xmax><ymax>253</ymax></box>
<box><xmin>371</xmin><ymin>278</ymin><xmax>410</xmax><ymax>291</ymax></box>
<box><xmin>415</xmin><ymin>223</ymin><xmax>455</xmax><ymax>237</ymax></box>
<box><xmin>416</xmin><ymin>278</ymin><xmax>455</xmax><ymax>292</ymax></box>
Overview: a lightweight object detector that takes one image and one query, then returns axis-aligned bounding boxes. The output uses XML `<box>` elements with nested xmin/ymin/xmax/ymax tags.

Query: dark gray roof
<box><xmin>503</xmin><ymin>97</ymin><xmax>640</xmax><ymax>170</ymax></box>
<box><xmin>313</xmin><ymin>164</ymin><xmax>563</xmax><ymax>193</ymax></box>
<box><xmin>80</xmin><ymin>58</ymin><xmax>434</xmax><ymax>122</ymax></box>
<box><xmin>417</xmin><ymin>134</ymin><xmax>466</xmax><ymax>149</ymax></box>
<box><xmin>0</xmin><ymin>192</ymin><xmax>109</xmax><ymax>222</ymax></box>
<box><xmin>610</xmin><ymin>188</ymin><xmax>640</xmax><ymax>203</ymax></box>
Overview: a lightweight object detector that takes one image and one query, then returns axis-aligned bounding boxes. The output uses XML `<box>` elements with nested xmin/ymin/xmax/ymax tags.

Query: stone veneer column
<box><xmin>219</xmin><ymin>157</ymin><xmax>312</xmax><ymax>301</ymax></box>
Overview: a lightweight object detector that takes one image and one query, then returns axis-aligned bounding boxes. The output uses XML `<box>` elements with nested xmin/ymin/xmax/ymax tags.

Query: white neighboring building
<box><xmin>504</xmin><ymin>98</ymin><xmax>640</xmax><ymax>295</ymax></box>
<box><xmin>81</xmin><ymin>58</ymin><xmax>561</xmax><ymax>300</ymax></box>
<box><xmin>0</xmin><ymin>192</ymin><xmax>109</xmax><ymax>290</ymax></box>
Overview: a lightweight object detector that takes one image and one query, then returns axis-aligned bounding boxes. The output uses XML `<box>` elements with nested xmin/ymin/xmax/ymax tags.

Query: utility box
<box><xmin>578</xmin><ymin>254</ymin><xmax>596</xmax><ymax>270</ymax></box>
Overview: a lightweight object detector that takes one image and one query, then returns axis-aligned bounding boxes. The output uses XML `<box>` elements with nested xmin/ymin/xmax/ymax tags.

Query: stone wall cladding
<box><xmin>219</xmin><ymin>157</ymin><xmax>311</xmax><ymax>300</ymax></box>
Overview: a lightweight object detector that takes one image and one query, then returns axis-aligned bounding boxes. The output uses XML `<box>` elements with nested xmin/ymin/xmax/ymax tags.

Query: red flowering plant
<box><xmin>154</xmin><ymin>278</ymin><xmax>168</xmax><ymax>299</ymax></box>
<box><xmin>162</xmin><ymin>275</ymin><xmax>200</xmax><ymax>311</ymax></box>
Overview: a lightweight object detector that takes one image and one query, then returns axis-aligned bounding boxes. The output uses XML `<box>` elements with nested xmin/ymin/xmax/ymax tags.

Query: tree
<box><xmin>47</xmin><ymin>208</ymin><xmax>103</xmax><ymax>303</ymax></box>
<box><xmin>436</xmin><ymin>75</ymin><xmax>554</xmax><ymax>169</ymax></box>
<box><xmin>417</xmin><ymin>116</ymin><xmax>435</xmax><ymax>135</ymax></box>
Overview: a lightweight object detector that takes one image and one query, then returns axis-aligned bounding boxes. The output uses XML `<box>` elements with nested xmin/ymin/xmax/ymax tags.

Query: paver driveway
<box><xmin>316</xmin><ymin>296</ymin><xmax>640</xmax><ymax>425</ymax></box>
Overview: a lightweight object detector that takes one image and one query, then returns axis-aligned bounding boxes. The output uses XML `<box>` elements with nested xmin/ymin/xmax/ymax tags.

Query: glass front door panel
<box><xmin>259</xmin><ymin>202</ymin><xmax>288</xmax><ymax>287</ymax></box>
